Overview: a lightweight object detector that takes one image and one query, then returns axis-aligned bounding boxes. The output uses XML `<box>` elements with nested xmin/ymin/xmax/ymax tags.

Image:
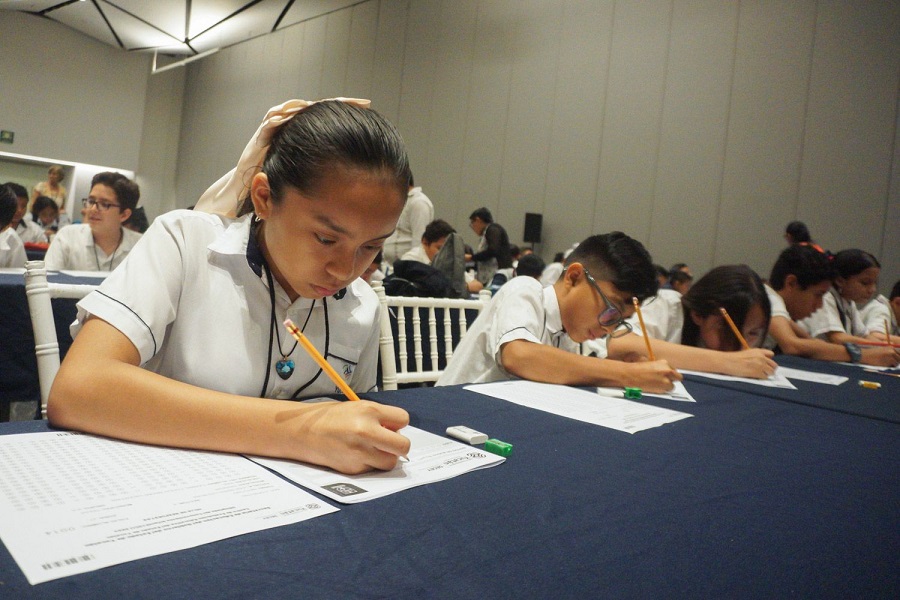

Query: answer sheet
<box><xmin>465</xmin><ymin>380</ymin><xmax>692</xmax><ymax>434</ymax></box>
<box><xmin>776</xmin><ymin>366</ymin><xmax>848</xmax><ymax>385</ymax></box>
<box><xmin>250</xmin><ymin>425</ymin><xmax>505</xmax><ymax>504</ymax></box>
<box><xmin>679</xmin><ymin>369</ymin><xmax>797</xmax><ymax>389</ymax></box>
<box><xmin>0</xmin><ymin>432</ymin><xmax>337</xmax><ymax>585</ymax></box>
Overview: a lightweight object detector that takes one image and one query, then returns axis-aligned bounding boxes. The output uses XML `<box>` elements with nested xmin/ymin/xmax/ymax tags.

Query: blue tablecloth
<box><xmin>0</xmin><ymin>375</ymin><xmax>897</xmax><ymax>598</ymax></box>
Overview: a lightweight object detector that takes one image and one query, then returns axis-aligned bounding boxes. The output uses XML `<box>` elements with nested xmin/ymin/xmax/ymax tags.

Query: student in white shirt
<box><xmin>49</xmin><ymin>99</ymin><xmax>413</xmax><ymax>475</ymax></box>
<box><xmin>0</xmin><ymin>185</ymin><xmax>27</xmax><ymax>268</ymax></box>
<box><xmin>381</xmin><ymin>174</ymin><xmax>434</xmax><ymax>265</ymax></box>
<box><xmin>437</xmin><ymin>232</ymin><xmax>681</xmax><ymax>392</ymax></box>
<box><xmin>399</xmin><ymin>218</ymin><xmax>454</xmax><ymax>265</ymax></box>
<box><xmin>763</xmin><ymin>246</ymin><xmax>898</xmax><ymax>367</ymax></box>
<box><xmin>799</xmin><ymin>249</ymin><xmax>883</xmax><ymax>344</ymax></box>
<box><xmin>859</xmin><ymin>280</ymin><xmax>900</xmax><ymax>339</ymax></box>
<box><xmin>2</xmin><ymin>182</ymin><xmax>47</xmax><ymax>244</ymax></box>
<box><xmin>44</xmin><ymin>172</ymin><xmax>143</xmax><ymax>272</ymax></box>
<box><xmin>602</xmin><ymin>265</ymin><xmax>777</xmax><ymax>379</ymax></box>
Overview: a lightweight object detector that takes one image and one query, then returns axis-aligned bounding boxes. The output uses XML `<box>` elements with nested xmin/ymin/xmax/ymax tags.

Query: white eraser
<box><xmin>446</xmin><ymin>425</ymin><xmax>488</xmax><ymax>445</ymax></box>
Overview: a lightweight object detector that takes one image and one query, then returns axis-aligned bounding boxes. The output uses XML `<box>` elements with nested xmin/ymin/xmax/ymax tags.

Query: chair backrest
<box><xmin>372</xmin><ymin>281</ymin><xmax>491</xmax><ymax>390</ymax></box>
<box><xmin>24</xmin><ymin>261</ymin><xmax>98</xmax><ymax>418</ymax></box>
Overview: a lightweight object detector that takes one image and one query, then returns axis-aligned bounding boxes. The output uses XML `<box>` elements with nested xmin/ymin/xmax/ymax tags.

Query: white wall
<box><xmin>175</xmin><ymin>0</ymin><xmax>900</xmax><ymax>288</ymax></box>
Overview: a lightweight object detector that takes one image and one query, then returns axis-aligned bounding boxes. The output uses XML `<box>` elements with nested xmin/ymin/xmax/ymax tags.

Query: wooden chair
<box><xmin>24</xmin><ymin>261</ymin><xmax>98</xmax><ymax>418</ymax></box>
<box><xmin>372</xmin><ymin>281</ymin><xmax>491</xmax><ymax>390</ymax></box>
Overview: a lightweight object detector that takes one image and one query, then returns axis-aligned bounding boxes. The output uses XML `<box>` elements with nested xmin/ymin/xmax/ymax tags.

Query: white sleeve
<box><xmin>43</xmin><ymin>229</ymin><xmax>68</xmax><ymax>271</ymax></box>
<box><xmin>407</xmin><ymin>197</ymin><xmax>433</xmax><ymax>245</ymax></box>
<box><xmin>73</xmin><ymin>215</ymin><xmax>190</xmax><ymax>364</ymax></box>
<box><xmin>627</xmin><ymin>291</ymin><xmax>683</xmax><ymax>343</ymax></box>
<box><xmin>860</xmin><ymin>296</ymin><xmax>892</xmax><ymax>334</ymax></box>
<box><xmin>800</xmin><ymin>292</ymin><xmax>845</xmax><ymax>338</ymax></box>
<box><xmin>490</xmin><ymin>282</ymin><xmax>545</xmax><ymax>362</ymax></box>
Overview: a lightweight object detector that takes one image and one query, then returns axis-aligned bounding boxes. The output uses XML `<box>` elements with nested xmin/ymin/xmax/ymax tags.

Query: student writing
<box><xmin>48</xmin><ymin>99</ymin><xmax>413</xmax><ymax>474</ymax></box>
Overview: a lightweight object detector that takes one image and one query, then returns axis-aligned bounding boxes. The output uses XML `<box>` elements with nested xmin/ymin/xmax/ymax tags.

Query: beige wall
<box><xmin>2</xmin><ymin>2</ymin><xmax>897</xmax><ymax>287</ymax></box>
<box><xmin>176</xmin><ymin>0</ymin><xmax>899</xmax><ymax>287</ymax></box>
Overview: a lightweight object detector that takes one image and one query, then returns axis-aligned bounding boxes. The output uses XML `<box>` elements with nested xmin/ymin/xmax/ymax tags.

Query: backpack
<box><xmin>383</xmin><ymin>260</ymin><xmax>455</xmax><ymax>297</ymax></box>
<box><xmin>430</xmin><ymin>232</ymin><xmax>467</xmax><ymax>298</ymax></box>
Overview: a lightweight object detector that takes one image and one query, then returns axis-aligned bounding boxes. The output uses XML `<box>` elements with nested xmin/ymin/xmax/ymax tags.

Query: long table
<box><xmin>0</xmin><ymin>359</ymin><xmax>897</xmax><ymax>598</ymax></box>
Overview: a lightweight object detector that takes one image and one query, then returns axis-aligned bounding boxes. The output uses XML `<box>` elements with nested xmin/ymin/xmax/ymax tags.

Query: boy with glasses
<box><xmin>437</xmin><ymin>232</ymin><xmax>681</xmax><ymax>392</ymax></box>
<box><xmin>44</xmin><ymin>172</ymin><xmax>142</xmax><ymax>272</ymax></box>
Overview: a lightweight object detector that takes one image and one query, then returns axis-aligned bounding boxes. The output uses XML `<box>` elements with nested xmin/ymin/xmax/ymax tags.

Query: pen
<box><xmin>284</xmin><ymin>318</ymin><xmax>360</xmax><ymax>401</ymax></box>
<box><xmin>632</xmin><ymin>297</ymin><xmax>656</xmax><ymax>361</ymax></box>
<box><xmin>719</xmin><ymin>307</ymin><xmax>750</xmax><ymax>350</ymax></box>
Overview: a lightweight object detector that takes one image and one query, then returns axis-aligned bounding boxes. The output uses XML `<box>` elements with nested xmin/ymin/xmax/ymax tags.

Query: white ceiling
<box><xmin>0</xmin><ymin>0</ymin><xmax>361</xmax><ymax>56</ymax></box>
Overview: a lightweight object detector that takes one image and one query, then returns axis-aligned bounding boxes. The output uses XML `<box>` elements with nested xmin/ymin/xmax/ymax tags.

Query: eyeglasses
<box><xmin>82</xmin><ymin>198</ymin><xmax>121</xmax><ymax>212</ymax></box>
<box><xmin>583</xmin><ymin>268</ymin><xmax>633</xmax><ymax>338</ymax></box>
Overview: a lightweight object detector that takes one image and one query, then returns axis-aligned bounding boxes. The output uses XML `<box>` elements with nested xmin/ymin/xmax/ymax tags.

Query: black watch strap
<box><xmin>844</xmin><ymin>342</ymin><xmax>862</xmax><ymax>363</ymax></box>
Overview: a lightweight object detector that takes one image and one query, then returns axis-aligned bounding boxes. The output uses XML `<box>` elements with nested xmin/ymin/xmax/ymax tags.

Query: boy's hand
<box><xmin>621</xmin><ymin>360</ymin><xmax>682</xmax><ymax>393</ymax></box>
<box><xmin>862</xmin><ymin>347</ymin><xmax>900</xmax><ymax>367</ymax></box>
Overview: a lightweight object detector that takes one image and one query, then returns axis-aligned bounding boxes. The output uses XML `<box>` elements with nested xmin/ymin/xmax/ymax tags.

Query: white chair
<box><xmin>24</xmin><ymin>261</ymin><xmax>98</xmax><ymax>418</ymax></box>
<box><xmin>372</xmin><ymin>281</ymin><xmax>491</xmax><ymax>390</ymax></box>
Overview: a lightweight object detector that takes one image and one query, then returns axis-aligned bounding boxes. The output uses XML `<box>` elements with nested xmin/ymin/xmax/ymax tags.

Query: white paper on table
<box><xmin>465</xmin><ymin>380</ymin><xmax>692</xmax><ymax>434</ymax></box>
<box><xmin>837</xmin><ymin>362</ymin><xmax>897</xmax><ymax>372</ymax></box>
<box><xmin>0</xmin><ymin>432</ymin><xmax>337</xmax><ymax>585</ymax></box>
<box><xmin>777</xmin><ymin>366</ymin><xmax>848</xmax><ymax>385</ymax></box>
<box><xmin>59</xmin><ymin>270</ymin><xmax>109</xmax><ymax>279</ymax></box>
<box><xmin>679</xmin><ymin>368</ymin><xmax>797</xmax><ymax>389</ymax></box>
<box><xmin>641</xmin><ymin>379</ymin><xmax>696</xmax><ymax>402</ymax></box>
<box><xmin>250</xmin><ymin>425</ymin><xmax>504</xmax><ymax>504</ymax></box>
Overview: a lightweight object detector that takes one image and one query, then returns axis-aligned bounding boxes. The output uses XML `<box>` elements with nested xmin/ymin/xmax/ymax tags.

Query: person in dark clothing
<box><xmin>468</xmin><ymin>207</ymin><xmax>512</xmax><ymax>286</ymax></box>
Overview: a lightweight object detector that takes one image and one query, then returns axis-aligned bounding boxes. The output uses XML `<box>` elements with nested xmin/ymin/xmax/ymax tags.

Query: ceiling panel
<box><xmin>103</xmin><ymin>2</ymin><xmax>185</xmax><ymax>51</ymax></box>
<box><xmin>189</xmin><ymin>1</ymin><xmax>287</xmax><ymax>54</ymax></box>
<box><xmin>112</xmin><ymin>0</ymin><xmax>188</xmax><ymax>40</ymax></box>
<box><xmin>188</xmin><ymin>0</ymin><xmax>257</xmax><ymax>40</ymax></box>
<box><xmin>279</xmin><ymin>0</ymin><xmax>359</xmax><ymax>30</ymax></box>
<box><xmin>51</xmin><ymin>2</ymin><xmax>122</xmax><ymax>49</ymax></box>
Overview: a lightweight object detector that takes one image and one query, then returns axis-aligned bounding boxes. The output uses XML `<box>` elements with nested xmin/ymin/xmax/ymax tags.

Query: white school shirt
<box><xmin>44</xmin><ymin>223</ymin><xmax>142</xmax><ymax>272</ymax></box>
<box><xmin>399</xmin><ymin>244</ymin><xmax>430</xmax><ymax>264</ymax></box>
<box><xmin>799</xmin><ymin>287</ymin><xmax>867</xmax><ymax>339</ymax></box>
<box><xmin>625</xmin><ymin>289</ymin><xmax>684</xmax><ymax>343</ymax></box>
<box><xmin>73</xmin><ymin>210</ymin><xmax>381</xmax><ymax>399</ymax></box>
<box><xmin>436</xmin><ymin>276</ymin><xmax>578</xmax><ymax>386</ymax></box>
<box><xmin>762</xmin><ymin>284</ymin><xmax>791</xmax><ymax>350</ymax></box>
<box><xmin>0</xmin><ymin>227</ymin><xmax>27</xmax><ymax>268</ymax></box>
<box><xmin>16</xmin><ymin>219</ymin><xmax>47</xmax><ymax>244</ymax></box>
<box><xmin>382</xmin><ymin>187</ymin><xmax>434</xmax><ymax>264</ymax></box>
<box><xmin>859</xmin><ymin>294</ymin><xmax>897</xmax><ymax>336</ymax></box>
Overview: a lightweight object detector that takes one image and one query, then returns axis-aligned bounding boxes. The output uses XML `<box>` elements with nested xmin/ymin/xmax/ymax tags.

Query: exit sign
<box><xmin>0</xmin><ymin>130</ymin><xmax>13</xmax><ymax>144</ymax></box>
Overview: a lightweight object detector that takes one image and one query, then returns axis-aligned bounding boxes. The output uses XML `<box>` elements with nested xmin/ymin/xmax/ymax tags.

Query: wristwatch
<box><xmin>844</xmin><ymin>342</ymin><xmax>862</xmax><ymax>363</ymax></box>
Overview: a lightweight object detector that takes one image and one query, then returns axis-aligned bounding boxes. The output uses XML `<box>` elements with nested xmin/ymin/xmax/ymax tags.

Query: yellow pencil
<box><xmin>284</xmin><ymin>319</ymin><xmax>360</xmax><ymax>401</ymax></box>
<box><xmin>632</xmin><ymin>297</ymin><xmax>656</xmax><ymax>361</ymax></box>
<box><xmin>719</xmin><ymin>307</ymin><xmax>750</xmax><ymax>350</ymax></box>
<box><xmin>886</xmin><ymin>318</ymin><xmax>891</xmax><ymax>347</ymax></box>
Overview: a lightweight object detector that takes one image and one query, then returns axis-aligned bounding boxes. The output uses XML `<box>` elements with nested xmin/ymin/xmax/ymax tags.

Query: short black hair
<box><xmin>890</xmin><ymin>280</ymin><xmax>900</xmax><ymax>301</ymax></box>
<box><xmin>422</xmin><ymin>219</ymin><xmax>455</xmax><ymax>244</ymax></box>
<box><xmin>91</xmin><ymin>172</ymin><xmax>140</xmax><ymax>212</ymax></box>
<box><xmin>516</xmin><ymin>253</ymin><xmax>545</xmax><ymax>278</ymax></box>
<box><xmin>0</xmin><ymin>185</ymin><xmax>17</xmax><ymax>228</ymax></box>
<box><xmin>469</xmin><ymin>207</ymin><xmax>493</xmax><ymax>223</ymax></box>
<box><xmin>669</xmin><ymin>270</ymin><xmax>693</xmax><ymax>286</ymax></box>
<box><xmin>769</xmin><ymin>245</ymin><xmax>832</xmax><ymax>290</ymax></box>
<box><xmin>832</xmin><ymin>249</ymin><xmax>880</xmax><ymax>279</ymax></box>
<box><xmin>31</xmin><ymin>196</ymin><xmax>59</xmax><ymax>223</ymax></box>
<box><xmin>566</xmin><ymin>232</ymin><xmax>657</xmax><ymax>301</ymax></box>
<box><xmin>785</xmin><ymin>220</ymin><xmax>811</xmax><ymax>243</ymax></box>
<box><xmin>2</xmin><ymin>182</ymin><xmax>27</xmax><ymax>200</ymax></box>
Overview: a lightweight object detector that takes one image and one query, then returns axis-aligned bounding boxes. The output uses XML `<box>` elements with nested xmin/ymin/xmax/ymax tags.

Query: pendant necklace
<box><xmin>265</xmin><ymin>263</ymin><xmax>315</xmax><ymax>380</ymax></box>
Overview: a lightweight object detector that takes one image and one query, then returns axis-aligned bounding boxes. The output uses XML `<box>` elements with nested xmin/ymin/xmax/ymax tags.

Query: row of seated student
<box><xmin>1</xmin><ymin>174</ymin><xmax>147</xmax><ymax>272</ymax></box>
<box><xmin>42</xmin><ymin>98</ymin><xmax>899</xmax><ymax>482</ymax></box>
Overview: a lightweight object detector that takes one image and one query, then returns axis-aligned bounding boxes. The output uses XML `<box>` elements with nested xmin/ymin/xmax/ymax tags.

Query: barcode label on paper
<box><xmin>42</xmin><ymin>554</ymin><xmax>95</xmax><ymax>570</ymax></box>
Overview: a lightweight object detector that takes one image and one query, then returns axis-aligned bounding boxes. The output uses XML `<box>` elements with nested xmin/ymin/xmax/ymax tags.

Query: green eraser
<box><xmin>624</xmin><ymin>387</ymin><xmax>642</xmax><ymax>399</ymax></box>
<box><xmin>484</xmin><ymin>438</ymin><xmax>513</xmax><ymax>457</ymax></box>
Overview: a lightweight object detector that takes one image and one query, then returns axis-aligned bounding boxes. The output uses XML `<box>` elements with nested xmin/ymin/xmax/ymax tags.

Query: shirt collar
<box><xmin>542</xmin><ymin>285</ymin><xmax>564</xmax><ymax>335</ymax></box>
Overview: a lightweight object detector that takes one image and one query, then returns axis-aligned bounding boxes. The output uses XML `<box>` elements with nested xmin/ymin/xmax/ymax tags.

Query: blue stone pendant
<box><xmin>275</xmin><ymin>358</ymin><xmax>295</xmax><ymax>380</ymax></box>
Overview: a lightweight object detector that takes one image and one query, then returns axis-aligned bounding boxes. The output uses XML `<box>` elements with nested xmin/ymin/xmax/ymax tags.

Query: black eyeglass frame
<box><xmin>81</xmin><ymin>198</ymin><xmax>122</xmax><ymax>212</ymax></box>
<box><xmin>582</xmin><ymin>268</ymin><xmax>634</xmax><ymax>338</ymax></box>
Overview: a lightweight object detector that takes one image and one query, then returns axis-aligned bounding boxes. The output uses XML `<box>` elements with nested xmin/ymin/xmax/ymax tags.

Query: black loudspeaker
<box><xmin>523</xmin><ymin>212</ymin><xmax>543</xmax><ymax>244</ymax></box>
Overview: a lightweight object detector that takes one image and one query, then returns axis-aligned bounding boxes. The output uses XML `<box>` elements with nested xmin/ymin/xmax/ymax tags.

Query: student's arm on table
<box><xmin>47</xmin><ymin>318</ymin><xmax>410</xmax><ymax>475</ymax></box>
<box><xmin>606</xmin><ymin>333</ymin><xmax>776</xmax><ymax>379</ymax></box>
<box><xmin>769</xmin><ymin>316</ymin><xmax>899</xmax><ymax>367</ymax></box>
<box><xmin>500</xmin><ymin>339</ymin><xmax>681</xmax><ymax>393</ymax></box>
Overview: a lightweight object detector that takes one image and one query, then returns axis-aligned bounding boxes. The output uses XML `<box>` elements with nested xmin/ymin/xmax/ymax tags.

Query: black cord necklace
<box><xmin>263</xmin><ymin>263</ymin><xmax>315</xmax><ymax>380</ymax></box>
<box><xmin>93</xmin><ymin>227</ymin><xmax>123</xmax><ymax>271</ymax></box>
